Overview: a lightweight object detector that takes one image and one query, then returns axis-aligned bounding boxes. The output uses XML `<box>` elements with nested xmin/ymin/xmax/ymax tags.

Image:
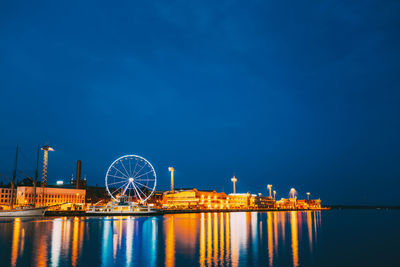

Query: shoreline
<box><xmin>44</xmin><ymin>208</ymin><xmax>329</xmax><ymax>217</ymax></box>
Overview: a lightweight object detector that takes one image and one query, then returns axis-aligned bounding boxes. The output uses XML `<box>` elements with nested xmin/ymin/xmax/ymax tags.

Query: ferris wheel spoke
<box><xmin>107</xmin><ymin>174</ymin><xmax>127</xmax><ymax>180</ymax></box>
<box><xmin>131</xmin><ymin>182</ymin><xmax>144</xmax><ymax>202</ymax></box>
<box><xmin>128</xmin><ymin>158</ymin><xmax>133</xmax><ymax>177</ymax></box>
<box><xmin>107</xmin><ymin>180</ymin><xmax>126</xmax><ymax>186</ymax></box>
<box><xmin>135</xmin><ymin>178</ymin><xmax>155</xmax><ymax>182</ymax></box>
<box><xmin>133</xmin><ymin>182</ymin><xmax>147</xmax><ymax>200</ymax></box>
<box><xmin>120</xmin><ymin>160</ymin><xmax>131</xmax><ymax>178</ymax></box>
<box><xmin>133</xmin><ymin>170</ymin><xmax>154</xmax><ymax>180</ymax></box>
<box><xmin>122</xmin><ymin>181</ymin><xmax>131</xmax><ymax>195</ymax></box>
<box><xmin>111</xmin><ymin>182</ymin><xmax>128</xmax><ymax>196</ymax></box>
<box><xmin>134</xmin><ymin>181</ymin><xmax>153</xmax><ymax>190</ymax></box>
<box><xmin>132</xmin><ymin>162</ymin><xmax>147</xmax><ymax>179</ymax></box>
<box><xmin>131</xmin><ymin>159</ymin><xmax>139</xmax><ymax>177</ymax></box>
<box><xmin>112</xmin><ymin>166</ymin><xmax>129</xmax><ymax>178</ymax></box>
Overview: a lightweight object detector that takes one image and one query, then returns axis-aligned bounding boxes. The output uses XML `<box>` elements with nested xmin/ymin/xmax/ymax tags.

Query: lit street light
<box><xmin>168</xmin><ymin>167</ymin><xmax>175</xmax><ymax>192</ymax></box>
<box><xmin>306</xmin><ymin>192</ymin><xmax>310</xmax><ymax>200</ymax></box>
<box><xmin>41</xmin><ymin>145</ymin><xmax>54</xmax><ymax>206</ymax></box>
<box><xmin>231</xmin><ymin>175</ymin><xmax>237</xmax><ymax>194</ymax></box>
<box><xmin>290</xmin><ymin>188</ymin><xmax>296</xmax><ymax>199</ymax></box>
<box><xmin>273</xmin><ymin>190</ymin><xmax>276</xmax><ymax>200</ymax></box>
<box><xmin>267</xmin><ymin>184</ymin><xmax>272</xmax><ymax>198</ymax></box>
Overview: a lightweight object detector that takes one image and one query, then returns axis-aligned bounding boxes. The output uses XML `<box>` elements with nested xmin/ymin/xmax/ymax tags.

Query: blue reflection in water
<box><xmin>101</xmin><ymin>218</ymin><xmax>112</xmax><ymax>267</ymax></box>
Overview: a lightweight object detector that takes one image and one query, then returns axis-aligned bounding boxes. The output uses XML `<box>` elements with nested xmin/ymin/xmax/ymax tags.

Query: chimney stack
<box><xmin>76</xmin><ymin>160</ymin><xmax>82</xmax><ymax>189</ymax></box>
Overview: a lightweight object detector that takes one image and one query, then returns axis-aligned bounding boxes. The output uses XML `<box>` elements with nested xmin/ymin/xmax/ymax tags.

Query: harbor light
<box><xmin>267</xmin><ymin>184</ymin><xmax>272</xmax><ymax>197</ymax></box>
<box><xmin>231</xmin><ymin>175</ymin><xmax>237</xmax><ymax>194</ymax></box>
<box><xmin>290</xmin><ymin>188</ymin><xmax>296</xmax><ymax>199</ymax></box>
<box><xmin>168</xmin><ymin>167</ymin><xmax>175</xmax><ymax>192</ymax></box>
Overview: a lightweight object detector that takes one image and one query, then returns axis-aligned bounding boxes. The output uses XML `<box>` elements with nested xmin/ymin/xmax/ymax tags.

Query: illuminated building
<box><xmin>0</xmin><ymin>188</ymin><xmax>16</xmax><ymax>208</ymax></box>
<box><xmin>252</xmin><ymin>195</ymin><xmax>276</xmax><ymax>209</ymax></box>
<box><xmin>227</xmin><ymin>193</ymin><xmax>252</xmax><ymax>209</ymax></box>
<box><xmin>16</xmin><ymin>186</ymin><xmax>86</xmax><ymax>208</ymax></box>
<box><xmin>197</xmin><ymin>190</ymin><xmax>227</xmax><ymax>209</ymax></box>
<box><xmin>162</xmin><ymin>188</ymin><xmax>227</xmax><ymax>209</ymax></box>
<box><xmin>163</xmin><ymin>189</ymin><xmax>198</xmax><ymax>209</ymax></box>
<box><xmin>307</xmin><ymin>199</ymin><xmax>321</xmax><ymax>209</ymax></box>
<box><xmin>276</xmin><ymin>198</ymin><xmax>296</xmax><ymax>209</ymax></box>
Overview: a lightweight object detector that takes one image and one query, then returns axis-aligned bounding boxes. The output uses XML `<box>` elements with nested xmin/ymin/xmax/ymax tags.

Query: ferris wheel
<box><xmin>105</xmin><ymin>155</ymin><xmax>157</xmax><ymax>203</ymax></box>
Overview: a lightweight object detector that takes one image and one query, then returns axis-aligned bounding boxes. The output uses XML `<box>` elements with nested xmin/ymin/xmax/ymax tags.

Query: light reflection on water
<box><xmin>1</xmin><ymin>211</ymin><xmax>323</xmax><ymax>267</ymax></box>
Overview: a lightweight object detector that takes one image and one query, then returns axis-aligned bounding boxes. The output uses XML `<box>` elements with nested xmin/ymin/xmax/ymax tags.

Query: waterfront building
<box><xmin>163</xmin><ymin>189</ymin><xmax>199</xmax><ymax>209</ymax></box>
<box><xmin>16</xmin><ymin>186</ymin><xmax>86</xmax><ymax>208</ymax></box>
<box><xmin>307</xmin><ymin>199</ymin><xmax>322</xmax><ymax>209</ymax></box>
<box><xmin>0</xmin><ymin>188</ymin><xmax>16</xmax><ymax>209</ymax></box>
<box><xmin>252</xmin><ymin>195</ymin><xmax>276</xmax><ymax>209</ymax></box>
<box><xmin>276</xmin><ymin>198</ymin><xmax>297</xmax><ymax>209</ymax></box>
<box><xmin>227</xmin><ymin>193</ymin><xmax>252</xmax><ymax>209</ymax></box>
<box><xmin>197</xmin><ymin>190</ymin><xmax>227</xmax><ymax>209</ymax></box>
<box><xmin>162</xmin><ymin>188</ymin><xmax>227</xmax><ymax>209</ymax></box>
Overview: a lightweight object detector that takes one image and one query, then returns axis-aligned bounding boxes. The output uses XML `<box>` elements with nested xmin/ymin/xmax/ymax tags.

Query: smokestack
<box><xmin>76</xmin><ymin>160</ymin><xmax>82</xmax><ymax>189</ymax></box>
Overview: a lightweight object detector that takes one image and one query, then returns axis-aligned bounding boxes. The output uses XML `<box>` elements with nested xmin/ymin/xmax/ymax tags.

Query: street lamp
<box><xmin>231</xmin><ymin>175</ymin><xmax>237</xmax><ymax>194</ymax></box>
<box><xmin>306</xmin><ymin>192</ymin><xmax>310</xmax><ymax>200</ymax></box>
<box><xmin>41</xmin><ymin>145</ymin><xmax>54</xmax><ymax>206</ymax></box>
<box><xmin>267</xmin><ymin>184</ymin><xmax>272</xmax><ymax>198</ymax></box>
<box><xmin>273</xmin><ymin>190</ymin><xmax>276</xmax><ymax>200</ymax></box>
<box><xmin>168</xmin><ymin>167</ymin><xmax>175</xmax><ymax>192</ymax></box>
<box><xmin>290</xmin><ymin>188</ymin><xmax>296</xmax><ymax>199</ymax></box>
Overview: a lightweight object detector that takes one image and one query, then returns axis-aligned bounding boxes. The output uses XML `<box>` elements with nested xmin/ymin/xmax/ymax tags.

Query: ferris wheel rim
<box><xmin>105</xmin><ymin>154</ymin><xmax>157</xmax><ymax>203</ymax></box>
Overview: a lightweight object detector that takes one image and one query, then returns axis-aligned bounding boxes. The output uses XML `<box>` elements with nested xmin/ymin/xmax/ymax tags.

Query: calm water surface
<box><xmin>0</xmin><ymin>210</ymin><xmax>399</xmax><ymax>267</ymax></box>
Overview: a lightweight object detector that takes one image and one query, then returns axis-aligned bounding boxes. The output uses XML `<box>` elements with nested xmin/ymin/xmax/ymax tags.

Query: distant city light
<box><xmin>56</xmin><ymin>181</ymin><xmax>64</xmax><ymax>185</ymax></box>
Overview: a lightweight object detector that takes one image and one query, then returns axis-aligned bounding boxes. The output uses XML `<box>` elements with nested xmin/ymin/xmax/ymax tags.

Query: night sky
<box><xmin>1</xmin><ymin>1</ymin><xmax>400</xmax><ymax>205</ymax></box>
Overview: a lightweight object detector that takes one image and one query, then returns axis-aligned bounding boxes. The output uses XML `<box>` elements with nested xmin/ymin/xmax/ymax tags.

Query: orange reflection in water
<box><xmin>306</xmin><ymin>211</ymin><xmax>313</xmax><ymax>252</ymax></box>
<box><xmin>11</xmin><ymin>218</ymin><xmax>21</xmax><ymax>267</ymax></box>
<box><xmin>199</xmin><ymin>213</ymin><xmax>206</xmax><ymax>267</ymax></box>
<box><xmin>213</xmin><ymin>213</ymin><xmax>218</xmax><ymax>266</ymax></box>
<box><xmin>219</xmin><ymin>213</ymin><xmax>224</xmax><ymax>263</ymax></box>
<box><xmin>165</xmin><ymin>216</ymin><xmax>175</xmax><ymax>267</ymax></box>
<box><xmin>72</xmin><ymin>217</ymin><xmax>80</xmax><ymax>267</ymax></box>
<box><xmin>36</xmin><ymin>224</ymin><xmax>49</xmax><ymax>267</ymax></box>
<box><xmin>225</xmin><ymin>213</ymin><xmax>230</xmax><ymax>264</ymax></box>
<box><xmin>267</xmin><ymin>212</ymin><xmax>274</xmax><ymax>267</ymax></box>
<box><xmin>290</xmin><ymin>211</ymin><xmax>299</xmax><ymax>267</ymax></box>
<box><xmin>273</xmin><ymin>212</ymin><xmax>278</xmax><ymax>253</ymax></box>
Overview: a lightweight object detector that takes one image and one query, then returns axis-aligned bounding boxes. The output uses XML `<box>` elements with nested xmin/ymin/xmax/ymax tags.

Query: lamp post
<box><xmin>273</xmin><ymin>190</ymin><xmax>276</xmax><ymax>200</ymax></box>
<box><xmin>290</xmin><ymin>188</ymin><xmax>296</xmax><ymax>199</ymax></box>
<box><xmin>267</xmin><ymin>184</ymin><xmax>272</xmax><ymax>198</ymax></box>
<box><xmin>231</xmin><ymin>175</ymin><xmax>237</xmax><ymax>194</ymax></box>
<box><xmin>168</xmin><ymin>167</ymin><xmax>175</xmax><ymax>192</ymax></box>
<box><xmin>41</xmin><ymin>145</ymin><xmax>54</xmax><ymax>206</ymax></box>
<box><xmin>306</xmin><ymin>192</ymin><xmax>310</xmax><ymax>200</ymax></box>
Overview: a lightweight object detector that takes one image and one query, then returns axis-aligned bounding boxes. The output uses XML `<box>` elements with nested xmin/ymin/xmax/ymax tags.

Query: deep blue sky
<box><xmin>1</xmin><ymin>1</ymin><xmax>400</xmax><ymax>205</ymax></box>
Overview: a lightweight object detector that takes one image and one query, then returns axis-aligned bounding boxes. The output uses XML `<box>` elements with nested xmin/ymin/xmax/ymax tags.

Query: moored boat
<box><xmin>0</xmin><ymin>206</ymin><xmax>47</xmax><ymax>217</ymax></box>
<box><xmin>86</xmin><ymin>201</ymin><xmax>159</xmax><ymax>216</ymax></box>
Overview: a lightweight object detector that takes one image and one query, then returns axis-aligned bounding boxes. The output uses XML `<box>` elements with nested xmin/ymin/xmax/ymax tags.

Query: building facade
<box><xmin>0</xmin><ymin>188</ymin><xmax>16</xmax><ymax>208</ymax></box>
<box><xmin>227</xmin><ymin>193</ymin><xmax>252</xmax><ymax>209</ymax></box>
<box><xmin>252</xmin><ymin>195</ymin><xmax>276</xmax><ymax>209</ymax></box>
<box><xmin>162</xmin><ymin>188</ymin><xmax>227</xmax><ymax>209</ymax></box>
<box><xmin>16</xmin><ymin>186</ymin><xmax>86</xmax><ymax>207</ymax></box>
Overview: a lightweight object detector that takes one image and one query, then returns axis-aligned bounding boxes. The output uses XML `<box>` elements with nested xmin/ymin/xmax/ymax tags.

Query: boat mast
<box><xmin>33</xmin><ymin>145</ymin><xmax>39</xmax><ymax>207</ymax></box>
<box><xmin>10</xmin><ymin>145</ymin><xmax>18</xmax><ymax>209</ymax></box>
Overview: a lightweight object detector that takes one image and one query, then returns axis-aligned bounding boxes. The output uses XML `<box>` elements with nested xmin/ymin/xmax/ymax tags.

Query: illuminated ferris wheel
<box><xmin>105</xmin><ymin>155</ymin><xmax>157</xmax><ymax>203</ymax></box>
